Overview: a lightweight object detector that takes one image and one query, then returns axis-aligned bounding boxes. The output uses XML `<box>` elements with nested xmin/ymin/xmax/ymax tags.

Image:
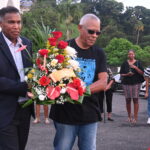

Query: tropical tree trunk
<box><xmin>136</xmin><ymin>30</ymin><xmax>140</xmax><ymax>45</ymax></box>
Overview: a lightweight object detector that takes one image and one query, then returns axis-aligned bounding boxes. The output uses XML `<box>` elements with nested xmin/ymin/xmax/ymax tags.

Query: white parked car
<box><xmin>113</xmin><ymin>74</ymin><xmax>122</xmax><ymax>91</ymax></box>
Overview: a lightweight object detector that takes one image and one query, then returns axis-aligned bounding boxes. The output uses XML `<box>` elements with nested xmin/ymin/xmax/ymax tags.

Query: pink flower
<box><xmin>46</xmin><ymin>86</ymin><xmax>61</xmax><ymax>100</ymax></box>
<box><xmin>39</xmin><ymin>66</ymin><xmax>48</xmax><ymax>74</ymax></box>
<box><xmin>16</xmin><ymin>45</ymin><xmax>27</xmax><ymax>52</ymax></box>
<box><xmin>66</xmin><ymin>83</ymin><xmax>79</xmax><ymax>100</ymax></box>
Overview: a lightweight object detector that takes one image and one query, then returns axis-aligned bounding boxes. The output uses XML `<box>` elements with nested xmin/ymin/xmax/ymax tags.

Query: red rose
<box><xmin>73</xmin><ymin>78</ymin><xmax>81</xmax><ymax>88</ymax></box>
<box><xmin>78</xmin><ymin>87</ymin><xmax>84</xmax><ymax>96</ymax></box>
<box><xmin>39</xmin><ymin>76</ymin><xmax>50</xmax><ymax>86</ymax></box>
<box><xmin>55</xmin><ymin>54</ymin><xmax>65</xmax><ymax>63</ymax></box>
<box><xmin>36</xmin><ymin>58</ymin><xmax>42</xmax><ymax>66</ymax></box>
<box><xmin>36</xmin><ymin>58</ymin><xmax>44</xmax><ymax>70</ymax></box>
<box><xmin>57</xmin><ymin>41</ymin><xmax>68</xmax><ymax>49</ymax></box>
<box><xmin>52</xmin><ymin>31</ymin><xmax>63</xmax><ymax>39</ymax></box>
<box><xmin>46</xmin><ymin>86</ymin><xmax>61</xmax><ymax>100</ymax></box>
<box><xmin>38</xmin><ymin>49</ymin><xmax>49</xmax><ymax>56</ymax></box>
<box><xmin>48</xmin><ymin>37</ymin><xmax>57</xmax><ymax>46</ymax></box>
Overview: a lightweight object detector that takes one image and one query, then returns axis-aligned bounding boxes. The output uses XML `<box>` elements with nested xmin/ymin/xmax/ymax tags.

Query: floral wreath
<box><xmin>19</xmin><ymin>31</ymin><xmax>90</xmax><ymax>107</ymax></box>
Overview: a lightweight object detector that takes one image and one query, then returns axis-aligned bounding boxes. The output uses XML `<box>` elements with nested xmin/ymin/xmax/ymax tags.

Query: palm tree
<box><xmin>135</xmin><ymin>20</ymin><xmax>144</xmax><ymax>45</ymax></box>
<box><xmin>57</xmin><ymin>0</ymin><xmax>83</xmax><ymax>39</ymax></box>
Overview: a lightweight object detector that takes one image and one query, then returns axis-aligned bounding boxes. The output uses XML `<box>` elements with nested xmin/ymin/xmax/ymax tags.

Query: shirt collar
<box><xmin>2</xmin><ymin>32</ymin><xmax>21</xmax><ymax>47</ymax></box>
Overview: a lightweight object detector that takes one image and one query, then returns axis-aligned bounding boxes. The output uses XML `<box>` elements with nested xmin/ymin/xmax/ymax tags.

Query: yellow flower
<box><xmin>27</xmin><ymin>73</ymin><xmax>33</xmax><ymax>79</ymax></box>
<box><xmin>55</xmin><ymin>53</ymin><xmax>59</xmax><ymax>56</ymax></box>
<box><xmin>46</xmin><ymin>41</ymin><xmax>49</xmax><ymax>47</ymax></box>
<box><xmin>51</xmin><ymin>46</ymin><xmax>55</xmax><ymax>49</ymax></box>
<box><xmin>30</xmin><ymin>69</ymin><xmax>35</xmax><ymax>73</ymax></box>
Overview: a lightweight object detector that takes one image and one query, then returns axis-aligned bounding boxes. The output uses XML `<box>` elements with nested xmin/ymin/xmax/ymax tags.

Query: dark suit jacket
<box><xmin>0</xmin><ymin>32</ymin><xmax>34</xmax><ymax>129</ymax></box>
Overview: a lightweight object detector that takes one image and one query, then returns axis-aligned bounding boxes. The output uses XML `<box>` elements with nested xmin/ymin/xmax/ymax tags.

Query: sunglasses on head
<box><xmin>87</xmin><ymin>29</ymin><xmax>101</xmax><ymax>35</ymax></box>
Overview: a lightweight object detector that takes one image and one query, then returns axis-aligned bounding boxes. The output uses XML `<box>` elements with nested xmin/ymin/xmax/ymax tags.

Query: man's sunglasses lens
<box><xmin>87</xmin><ymin>30</ymin><xmax>101</xmax><ymax>35</ymax></box>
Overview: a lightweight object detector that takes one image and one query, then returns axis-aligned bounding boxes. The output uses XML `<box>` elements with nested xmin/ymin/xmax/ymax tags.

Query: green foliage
<box><xmin>97</xmin><ymin>23</ymin><xmax>126</xmax><ymax>48</ymax></box>
<box><xmin>140</xmin><ymin>35</ymin><xmax>150</xmax><ymax>48</ymax></box>
<box><xmin>56</xmin><ymin>1</ymin><xmax>83</xmax><ymax>39</ymax></box>
<box><xmin>23</xmin><ymin>20</ymin><xmax>54</xmax><ymax>52</ymax></box>
<box><xmin>22</xmin><ymin>1</ymin><xmax>59</xmax><ymax>29</ymax></box>
<box><xmin>138</xmin><ymin>46</ymin><xmax>150</xmax><ymax>67</ymax></box>
<box><xmin>59</xmin><ymin>23</ymin><xmax>78</xmax><ymax>40</ymax></box>
<box><xmin>105</xmin><ymin>38</ymin><xmax>141</xmax><ymax>66</ymax></box>
<box><xmin>21</xmin><ymin>0</ymin><xmax>150</xmax><ymax>67</ymax></box>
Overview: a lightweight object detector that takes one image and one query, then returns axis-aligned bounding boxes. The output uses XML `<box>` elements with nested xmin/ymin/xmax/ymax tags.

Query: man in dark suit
<box><xmin>0</xmin><ymin>6</ymin><xmax>34</xmax><ymax>150</ymax></box>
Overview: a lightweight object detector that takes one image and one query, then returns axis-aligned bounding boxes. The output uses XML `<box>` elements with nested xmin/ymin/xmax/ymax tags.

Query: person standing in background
<box><xmin>144</xmin><ymin>67</ymin><xmax>150</xmax><ymax>124</ymax></box>
<box><xmin>33</xmin><ymin>104</ymin><xmax>50</xmax><ymax>124</ymax></box>
<box><xmin>120</xmin><ymin>49</ymin><xmax>144</xmax><ymax>124</ymax></box>
<box><xmin>0</xmin><ymin>6</ymin><xmax>34</xmax><ymax>150</ymax></box>
<box><xmin>99</xmin><ymin>68</ymin><xmax>115</xmax><ymax>121</ymax></box>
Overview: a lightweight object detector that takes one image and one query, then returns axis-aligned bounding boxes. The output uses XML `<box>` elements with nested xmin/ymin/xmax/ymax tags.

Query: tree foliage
<box><xmin>105</xmin><ymin>38</ymin><xmax>149</xmax><ymax>66</ymax></box>
<box><xmin>21</xmin><ymin>0</ymin><xmax>150</xmax><ymax>66</ymax></box>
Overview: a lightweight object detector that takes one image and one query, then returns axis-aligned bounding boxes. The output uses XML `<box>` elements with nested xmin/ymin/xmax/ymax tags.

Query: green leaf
<box><xmin>37</xmin><ymin>100</ymin><xmax>55</xmax><ymax>105</ymax></box>
<box><xmin>66</xmin><ymin>97</ymin><xmax>76</xmax><ymax>104</ymax></box>
<box><xmin>21</xmin><ymin>99</ymin><xmax>34</xmax><ymax>108</ymax></box>
<box><xmin>77</xmin><ymin>95</ymin><xmax>84</xmax><ymax>104</ymax></box>
<box><xmin>84</xmin><ymin>86</ymin><xmax>91</xmax><ymax>96</ymax></box>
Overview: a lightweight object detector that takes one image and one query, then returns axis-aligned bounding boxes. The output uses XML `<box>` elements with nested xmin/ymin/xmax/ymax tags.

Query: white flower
<box><xmin>60</xmin><ymin>88</ymin><xmax>66</xmax><ymax>94</ymax></box>
<box><xmin>52</xmin><ymin>69</ymin><xmax>57</xmax><ymax>72</ymax></box>
<box><xmin>65</xmin><ymin>46</ymin><xmax>77</xmax><ymax>58</ymax></box>
<box><xmin>68</xmin><ymin>59</ymin><xmax>80</xmax><ymax>70</ymax></box>
<box><xmin>53</xmin><ymin>48</ymin><xmax>59</xmax><ymax>51</ymax></box>
<box><xmin>35</xmin><ymin>88</ymin><xmax>42</xmax><ymax>95</ymax></box>
<box><xmin>39</xmin><ymin>95</ymin><xmax>45</xmax><ymax>101</ymax></box>
<box><xmin>24</xmin><ymin>76</ymin><xmax>28</xmax><ymax>81</ymax></box>
<box><xmin>33</xmin><ymin>76</ymin><xmax>37</xmax><ymax>81</ymax></box>
<box><xmin>50</xmin><ymin>59</ymin><xmax>58</xmax><ymax>67</ymax></box>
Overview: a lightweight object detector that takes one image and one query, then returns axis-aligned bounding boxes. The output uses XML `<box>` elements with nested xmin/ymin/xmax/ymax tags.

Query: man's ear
<box><xmin>78</xmin><ymin>25</ymin><xmax>82</xmax><ymax>32</ymax></box>
<box><xmin>78</xmin><ymin>25</ymin><xmax>82</xmax><ymax>30</ymax></box>
<box><xmin>0</xmin><ymin>20</ymin><xmax>2</xmax><ymax>28</ymax></box>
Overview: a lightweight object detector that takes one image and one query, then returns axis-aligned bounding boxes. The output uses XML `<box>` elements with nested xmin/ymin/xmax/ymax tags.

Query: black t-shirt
<box><xmin>50</xmin><ymin>39</ymin><xmax>107</xmax><ymax>125</ymax></box>
<box><xmin>120</xmin><ymin>60</ymin><xmax>144</xmax><ymax>85</ymax></box>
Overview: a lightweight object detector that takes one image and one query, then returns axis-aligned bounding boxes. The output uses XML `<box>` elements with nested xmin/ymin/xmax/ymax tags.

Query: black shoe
<box><xmin>108</xmin><ymin>118</ymin><xmax>114</xmax><ymax>121</ymax></box>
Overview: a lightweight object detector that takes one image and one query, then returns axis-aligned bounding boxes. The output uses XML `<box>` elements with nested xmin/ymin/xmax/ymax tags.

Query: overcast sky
<box><xmin>116</xmin><ymin>0</ymin><xmax>150</xmax><ymax>9</ymax></box>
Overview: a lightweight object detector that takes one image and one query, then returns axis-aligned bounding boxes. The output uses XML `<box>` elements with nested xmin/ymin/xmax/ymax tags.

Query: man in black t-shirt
<box><xmin>50</xmin><ymin>13</ymin><xmax>107</xmax><ymax>150</ymax></box>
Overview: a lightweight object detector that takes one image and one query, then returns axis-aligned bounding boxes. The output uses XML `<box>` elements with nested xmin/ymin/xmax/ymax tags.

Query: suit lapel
<box><xmin>0</xmin><ymin>32</ymin><xmax>18</xmax><ymax>72</ymax></box>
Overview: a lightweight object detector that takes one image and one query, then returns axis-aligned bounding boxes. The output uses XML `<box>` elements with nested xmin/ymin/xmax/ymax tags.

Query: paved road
<box><xmin>26</xmin><ymin>92</ymin><xmax>150</xmax><ymax>150</ymax></box>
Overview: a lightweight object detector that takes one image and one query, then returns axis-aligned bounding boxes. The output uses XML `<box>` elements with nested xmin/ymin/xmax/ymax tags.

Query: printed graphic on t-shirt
<box><xmin>77</xmin><ymin>58</ymin><xmax>96</xmax><ymax>86</ymax></box>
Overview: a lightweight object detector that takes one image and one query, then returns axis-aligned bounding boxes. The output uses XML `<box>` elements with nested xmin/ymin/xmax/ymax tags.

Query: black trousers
<box><xmin>99</xmin><ymin>89</ymin><xmax>113</xmax><ymax>113</ymax></box>
<box><xmin>0</xmin><ymin>105</ymin><xmax>31</xmax><ymax>150</ymax></box>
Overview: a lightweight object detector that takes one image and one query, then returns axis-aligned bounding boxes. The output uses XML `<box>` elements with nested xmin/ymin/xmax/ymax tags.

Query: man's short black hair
<box><xmin>0</xmin><ymin>6</ymin><xmax>20</xmax><ymax>20</ymax></box>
